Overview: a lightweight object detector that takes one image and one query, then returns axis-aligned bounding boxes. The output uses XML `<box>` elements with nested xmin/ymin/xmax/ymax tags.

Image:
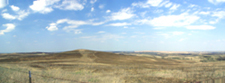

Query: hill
<box><xmin>0</xmin><ymin>49</ymin><xmax>195</xmax><ymax>65</ymax></box>
<box><xmin>0</xmin><ymin>49</ymin><xmax>224</xmax><ymax>83</ymax></box>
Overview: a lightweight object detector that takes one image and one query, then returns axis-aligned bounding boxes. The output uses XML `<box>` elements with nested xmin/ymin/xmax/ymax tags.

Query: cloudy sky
<box><xmin>0</xmin><ymin>0</ymin><xmax>225</xmax><ymax>53</ymax></box>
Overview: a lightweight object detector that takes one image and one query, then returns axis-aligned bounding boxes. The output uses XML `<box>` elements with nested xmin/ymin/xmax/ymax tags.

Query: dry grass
<box><xmin>1</xmin><ymin>49</ymin><xmax>225</xmax><ymax>83</ymax></box>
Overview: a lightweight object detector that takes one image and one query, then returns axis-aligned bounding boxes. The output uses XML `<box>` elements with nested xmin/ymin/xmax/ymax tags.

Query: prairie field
<box><xmin>1</xmin><ymin>49</ymin><xmax>225</xmax><ymax>83</ymax></box>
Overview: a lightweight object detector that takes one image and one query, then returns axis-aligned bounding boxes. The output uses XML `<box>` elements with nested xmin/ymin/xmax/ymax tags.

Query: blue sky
<box><xmin>0</xmin><ymin>0</ymin><xmax>225</xmax><ymax>53</ymax></box>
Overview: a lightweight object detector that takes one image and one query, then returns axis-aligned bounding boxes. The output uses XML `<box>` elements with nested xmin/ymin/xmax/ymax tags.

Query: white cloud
<box><xmin>92</xmin><ymin>22</ymin><xmax>105</xmax><ymax>26</ymax></box>
<box><xmin>165</xmin><ymin>2</ymin><xmax>172</xmax><ymax>8</ymax></box>
<box><xmin>108</xmin><ymin>22</ymin><xmax>131</xmax><ymax>26</ymax></box>
<box><xmin>147</xmin><ymin>0</ymin><xmax>163</xmax><ymax>7</ymax></box>
<box><xmin>90</xmin><ymin>0</ymin><xmax>97</xmax><ymax>4</ymax></box>
<box><xmin>212</xmin><ymin>11</ymin><xmax>225</xmax><ymax>18</ymax></box>
<box><xmin>132</xmin><ymin>0</ymin><xmax>169</xmax><ymax>8</ymax></box>
<box><xmin>140</xmin><ymin>11</ymin><xmax>147</xmax><ymax>17</ymax></box>
<box><xmin>134</xmin><ymin>32</ymin><xmax>145</xmax><ymax>34</ymax></box>
<box><xmin>80</xmin><ymin>36</ymin><xmax>96</xmax><ymax>39</ymax></box>
<box><xmin>110</xmin><ymin>7</ymin><xmax>135</xmax><ymax>20</ymax></box>
<box><xmin>100</xmin><ymin>34</ymin><xmax>124</xmax><ymax>41</ymax></box>
<box><xmin>97</xmin><ymin>31</ymin><xmax>105</xmax><ymax>33</ymax></box>
<box><xmin>138</xmin><ymin>13</ymin><xmax>200</xmax><ymax>27</ymax></box>
<box><xmin>153</xmin><ymin>9</ymin><xmax>163</xmax><ymax>13</ymax></box>
<box><xmin>0</xmin><ymin>23</ymin><xmax>15</xmax><ymax>35</ymax></box>
<box><xmin>0</xmin><ymin>0</ymin><xmax>7</xmax><ymax>8</ymax></box>
<box><xmin>186</xmin><ymin>25</ymin><xmax>216</xmax><ymax>30</ymax></box>
<box><xmin>1</xmin><ymin>9</ymin><xmax>7</xmax><ymax>12</ymax></box>
<box><xmin>17</xmin><ymin>10</ymin><xmax>30</xmax><ymax>20</ymax></box>
<box><xmin>99</xmin><ymin>4</ymin><xmax>104</xmax><ymax>9</ymax></box>
<box><xmin>46</xmin><ymin>23</ymin><xmax>58</xmax><ymax>31</ymax></box>
<box><xmin>1</xmin><ymin>10</ymin><xmax>30</xmax><ymax>21</ymax></box>
<box><xmin>81</xmin><ymin>34</ymin><xmax>123</xmax><ymax>42</ymax></box>
<box><xmin>172</xmin><ymin>31</ymin><xmax>184</xmax><ymax>35</ymax></box>
<box><xmin>91</xmin><ymin>7</ymin><xmax>94</xmax><ymax>12</ymax></box>
<box><xmin>179</xmin><ymin>38</ymin><xmax>187</xmax><ymax>42</ymax></box>
<box><xmin>106</xmin><ymin>10</ymin><xmax>111</xmax><ymax>13</ymax></box>
<box><xmin>209</xmin><ymin>19</ymin><xmax>219</xmax><ymax>24</ymax></box>
<box><xmin>157</xmin><ymin>33</ymin><xmax>171</xmax><ymax>39</ymax></box>
<box><xmin>208</xmin><ymin>11</ymin><xmax>225</xmax><ymax>24</ymax></box>
<box><xmin>156</xmin><ymin>31</ymin><xmax>184</xmax><ymax>39</ymax></box>
<box><xmin>1</xmin><ymin>13</ymin><xmax>16</xmax><ymax>20</ymax></box>
<box><xmin>188</xmin><ymin>4</ymin><xmax>198</xmax><ymax>8</ymax></box>
<box><xmin>159</xmin><ymin>0</ymin><xmax>169</xmax><ymax>7</ymax></box>
<box><xmin>56</xmin><ymin>0</ymin><xmax>84</xmax><ymax>11</ymax></box>
<box><xmin>199</xmin><ymin>11</ymin><xmax>210</xmax><ymax>15</ymax></box>
<box><xmin>30</xmin><ymin>0</ymin><xmax>84</xmax><ymax>14</ymax></box>
<box><xmin>46</xmin><ymin>19</ymin><xmax>105</xmax><ymax>32</ymax></box>
<box><xmin>29</xmin><ymin>0</ymin><xmax>59</xmax><ymax>14</ymax></box>
<box><xmin>152</xmin><ymin>27</ymin><xmax>165</xmax><ymax>29</ymax></box>
<box><xmin>74</xmin><ymin>29</ymin><xmax>82</xmax><ymax>34</ymax></box>
<box><xmin>208</xmin><ymin>0</ymin><xmax>225</xmax><ymax>4</ymax></box>
<box><xmin>170</xmin><ymin>4</ymin><xmax>180</xmax><ymax>10</ymax></box>
<box><xmin>132</xmin><ymin>2</ymin><xmax>150</xmax><ymax>8</ymax></box>
<box><xmin>10</xmin><ymin>5</ymin><xmax>20</xmax><ymax>11</ymax></box>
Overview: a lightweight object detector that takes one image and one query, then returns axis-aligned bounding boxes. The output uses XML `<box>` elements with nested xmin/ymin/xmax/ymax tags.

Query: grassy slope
<box><xmin>0</xmin><ymin>50</ymin><xmax>225</xmax><ymax>83</ymax></box>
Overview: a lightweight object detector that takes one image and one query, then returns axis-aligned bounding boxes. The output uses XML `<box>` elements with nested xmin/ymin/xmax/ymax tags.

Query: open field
<box><xmin>1</xmin><ymin>49</ymin><xmax>225</xmax><ymax>83</ymax></box>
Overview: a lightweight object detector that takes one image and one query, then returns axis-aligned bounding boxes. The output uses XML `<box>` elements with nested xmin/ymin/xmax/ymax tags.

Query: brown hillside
<box><xmin>0</xmin><ymin>49</ymin><xmax>195</xmax><ymax>66</ymax></box>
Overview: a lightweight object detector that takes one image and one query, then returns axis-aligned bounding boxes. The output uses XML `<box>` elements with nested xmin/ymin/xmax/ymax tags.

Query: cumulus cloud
<box><xmin>91</xmin><ymin>7</ymin><xmax>94</xmax><ymax>12</ymax></box>
<box><xmin>147</xmin><ymin>0</ymin><xmax>163</xmax><ymax>7</ymax></box>
<box><xmin>1</xmin><ymin>13</ymin><xmax>16</xmax><ymax>20</ymax></box>
<box><xmin>108</xmin><ymin>22</ymin><xmax>131</xmax><ymax>26</ymax></box>
<box><xmin>110</xmin><ymin>7</ymin><xmax>135</xmax><ymax>20</ymax></box>
<box><xmin>212</xmin><ymin>11</ymin><xmax>225</xmax><ymax>19</ymax></box>
<box><xmin>208</xmin><ymin>11</ymin><xmax>225</xmax><ymax>24</ymax></box>
<box><xmin>186</xmin><ymin>25</ymin><xmax>216</xmax><ymax>30</ymax></box>
<box><xmin>90</xmin><ymin>0</ymin><xmax>97</xmax><ymax>4</ymax></box>
<box><xmin>10</xmin><ymin>5</ymin><xmax>20</xmax><ymax>11</ymax></box>
<box><xmin>1</xmin><ymin>9</ymin><xmax>30</xmax><ymax>21</ymax></box>
<box><xmin>106</xmin><ymin>10</ymin><xmax>111</xmax><ymax>13</ymax></box>
<box><xmin>0</xmin><ymin>23</ymin><xmax>15</xmax><ymax>35</ymax></box>
<box><xmin>170</xmin><ymin>4</ymin><xmax>180</xmax><ymax>10</ymax></box>
<box><xmin>29</xmin><ymin>0</ymin><xmax>59</xmax><ymax>14</ymax></box>
<box><xmin>0</xmin><ymin>0</ymin><xmax>7</xmax><ymax>8</ymax></box>
<box><xmin>199</xmin><ymin>11</ymin><xmax>210</xmax><ymax>15</ymax></box>
<box><xmin>208</xmin><ymin>0</ymin><xmax>225</xmax><ymax>4</ymax></box>
<box><xmin>132</xmin><ymin>2</ymin><xmax>150</xmax><ymax>8</ymax></box>
<box><xmin>17</xmin><ymin>10</ymin><xmax>30</xmax><ymax>20</ymax></box>
<box><xmin>46</xmin><ymin>23</ymin><xmax>58</xmax><ymax>31</ymax></box>
<box><xmin>46</xmin><ymin>19</ymin><xmax>105</xmax><ymax>32</ymax></box>
<box><xmin>55</xmin><ymin>0</ymin><xmax>84</xmax><ymax>11</ymax></box>
<box><xmin>137</xmin><ymin>13</ymin><xmax>199</xmax><ymax>27</ymax></box>
<box><xmin>132</xmin><ymin>0</ymin><xmax>168</xmax><ymax>8</ymax></box>
<box><xmin>29</xmin><ymin>0</ymin><xmax>84</xmax><ymax>14</ymax></box>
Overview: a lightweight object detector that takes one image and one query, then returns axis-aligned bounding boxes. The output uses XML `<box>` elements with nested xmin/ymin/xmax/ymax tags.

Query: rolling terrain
<box><xmin>0</xmin><ymin>49</ymin><xmax>225</xmax><ymax>83</ymax></box>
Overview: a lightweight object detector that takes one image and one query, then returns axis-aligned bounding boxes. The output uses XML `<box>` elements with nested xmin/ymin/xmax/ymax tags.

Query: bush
<box><xmin>172</xmin><ymin>57</ymin><xmax>180</xmax><ymax>59</ymax></box>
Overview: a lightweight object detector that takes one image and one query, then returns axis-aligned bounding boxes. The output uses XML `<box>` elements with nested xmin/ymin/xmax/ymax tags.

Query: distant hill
<box><xmin>0</xmin><ymin>49</ymin><xmax>196</xmax><ymax>65</ymax></box>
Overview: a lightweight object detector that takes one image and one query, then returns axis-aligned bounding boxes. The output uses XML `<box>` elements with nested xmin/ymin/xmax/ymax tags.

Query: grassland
<box><xmin>1</xmin><ymin>49</ymin><xmax>225</xmax><ymax>83</ymax></box>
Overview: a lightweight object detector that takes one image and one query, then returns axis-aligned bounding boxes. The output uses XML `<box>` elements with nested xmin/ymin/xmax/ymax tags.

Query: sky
<box><xmin>0</xmin><ymin>0</ymin><xmax>225</xmax><ymax>53</ymax></box>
